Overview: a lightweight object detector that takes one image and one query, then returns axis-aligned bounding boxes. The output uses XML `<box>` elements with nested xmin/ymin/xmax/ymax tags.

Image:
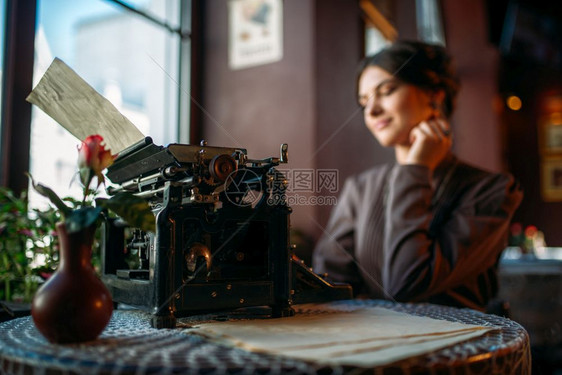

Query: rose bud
<box><xmin>78</xmin><ymin>134</ymin><xmax>117</xmax><ymax>185</ymax></box>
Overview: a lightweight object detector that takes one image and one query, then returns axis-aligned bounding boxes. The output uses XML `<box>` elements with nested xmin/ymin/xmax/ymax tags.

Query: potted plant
<box><xmin>0</xmin><ymin>187</ymin><xmax>49</xmax><ymax>304</ymax></box>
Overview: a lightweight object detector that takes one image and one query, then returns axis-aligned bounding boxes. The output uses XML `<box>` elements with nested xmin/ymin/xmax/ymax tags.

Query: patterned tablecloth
<box><xmin>0</xmin><ymin>300</ymin><xmax>530</xmax><ymax>375</ymax></box>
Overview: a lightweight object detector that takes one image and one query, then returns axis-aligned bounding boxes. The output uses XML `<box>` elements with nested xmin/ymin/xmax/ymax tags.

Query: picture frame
<box><xmin>538</xmin><ymin>104</ymin><xmax>562</xmax><ymax>155</ymax></box>
<box><xmin>228</xmin><ymin>0</ymin><xmax>283</xmax><ymax>70</ymax></box>
<box><xmin>541</xmin><ymin>156</ymin><xmax>562</xmax><ymax>201</ymax></box>
<box><xmin>541</xmin><ymin>121</ymin><xmax>562</xmax><ymax>154</ymax></box>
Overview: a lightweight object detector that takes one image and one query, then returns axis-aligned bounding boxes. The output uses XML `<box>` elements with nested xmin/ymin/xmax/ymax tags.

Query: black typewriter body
<box><xmin>101</xmin><ymin>138</ymin><xmax>351</xmax><ymax>328</ymax></box>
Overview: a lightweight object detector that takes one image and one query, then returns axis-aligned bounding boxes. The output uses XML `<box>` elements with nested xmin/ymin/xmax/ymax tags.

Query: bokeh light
<box><xmin>506</xmin><ymin>95</ymin><xmax>522</xmax><ymax>111</ymax></box>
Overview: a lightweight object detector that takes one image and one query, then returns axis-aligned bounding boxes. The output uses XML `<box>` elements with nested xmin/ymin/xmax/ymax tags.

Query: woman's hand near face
<box><xmin>404</xmin><ymin>117</ymin><xmax>452</xmax><ymax>171</ymax></box>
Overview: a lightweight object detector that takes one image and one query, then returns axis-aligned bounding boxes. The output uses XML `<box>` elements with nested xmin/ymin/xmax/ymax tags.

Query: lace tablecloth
<box><xmin>0</xmin><ymin>300</ymin><xmax>531</xmax><ymax>375</ymax></box>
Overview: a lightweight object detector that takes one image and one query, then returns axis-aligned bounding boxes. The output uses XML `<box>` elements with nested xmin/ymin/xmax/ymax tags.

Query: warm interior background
<box><xmin>195</xmin><ymin>0</ymin><xmax>562</xmax><ymax>255</ymax></box>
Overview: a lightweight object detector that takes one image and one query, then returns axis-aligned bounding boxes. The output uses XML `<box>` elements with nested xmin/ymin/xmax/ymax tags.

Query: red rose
<box><xmin>78</xmin><ymin>135</ymin><xmax>116</xmax><ymax>185</ymax></box>
<box><xmin>28</xmin><ymin>133</ymin><xmax>155</xmax><ymax>235</ymax></box>
<box><xmin>524</xmin><ymin>225</ymin><xmax>538</xmax><ymax>239</ymax></box>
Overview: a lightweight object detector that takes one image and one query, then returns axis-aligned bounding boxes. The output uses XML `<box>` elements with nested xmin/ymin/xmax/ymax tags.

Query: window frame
<box><xmin>0</xmin><ymin>0</ymin><xmax>36</xmax><ymax>195</ymax></box>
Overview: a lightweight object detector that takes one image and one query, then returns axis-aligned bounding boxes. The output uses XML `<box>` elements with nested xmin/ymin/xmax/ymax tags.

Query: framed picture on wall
<box><xmin>542</xmin><ymin>122</ymin><xmax>562</xmax><ymax>154</ymax></box>
<box><xmin>538</xmin><ymin>97</ymin><xmax>562</xmax><ymax>154</ymax></box>
<box><xmin>541</xmin><ymin>156</ymin><xmax>562</xmax><ymax>201</ymax></box>
<box><xmin>228</xmin><ymin>0</ymin><xmax>283</xmax><ymax>70</ymax></box>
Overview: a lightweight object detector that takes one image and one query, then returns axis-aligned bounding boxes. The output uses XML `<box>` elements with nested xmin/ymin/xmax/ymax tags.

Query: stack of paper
<box><xmin>187</xmin><ymin>303</ymin><xmax>495</xmax><ymax>367</ymax></box>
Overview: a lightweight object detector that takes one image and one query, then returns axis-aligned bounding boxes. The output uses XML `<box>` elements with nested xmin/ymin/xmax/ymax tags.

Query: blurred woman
<box><xmin>313</xmin><ymin>40</ymin><xmax>523</xmax><ymax>311</ymax></box>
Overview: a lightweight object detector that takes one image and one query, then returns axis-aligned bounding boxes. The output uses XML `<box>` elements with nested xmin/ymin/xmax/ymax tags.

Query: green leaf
<box><xmin>97</xmin><ymin>193</ymin><xmax>155</xmax><ymax>233</ymax></box>
<box><xmin>65</xmin><ymin>206</ymin><xmax>103</xmax><ymax>233</ymax></box>
<box><xmin>27</xmin><ymin>173</ymin><xmax>72</xmax><ymax>217</ymax></box>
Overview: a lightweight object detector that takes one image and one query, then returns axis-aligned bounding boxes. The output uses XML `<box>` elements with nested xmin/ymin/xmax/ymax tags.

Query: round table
<box><xmin>0</xmin><ymin>300</ymin><xmax>531</xmax><ymax>375</ymax></box>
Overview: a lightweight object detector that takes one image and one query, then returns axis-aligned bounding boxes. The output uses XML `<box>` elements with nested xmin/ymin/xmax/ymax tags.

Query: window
<box><xmin>28</xmin><ymin>0</ymin><xmax>182</xmax><ymax>206</ymax></box>
<box><xmin>415</xmin><ymin>0</ymin><xmax>445</xmax><ymax>46</ymax></box>
<box><xmin>359</xmin><ymin>0</ymin><xmax>396</xmax><ymax>56</ymax></box>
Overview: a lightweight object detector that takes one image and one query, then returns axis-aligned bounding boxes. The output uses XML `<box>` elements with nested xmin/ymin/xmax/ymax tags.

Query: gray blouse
<box><xmin>312</xmin><ymin>154</ymin><xmax>523</xmax><ymax>310</ymax></box>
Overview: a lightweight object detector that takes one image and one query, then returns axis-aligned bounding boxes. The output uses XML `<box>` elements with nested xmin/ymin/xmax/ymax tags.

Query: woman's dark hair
<box><xmin>357</xmin><ymin>40</ymin><xmax>460</xmax><ymax>118</ymax></box>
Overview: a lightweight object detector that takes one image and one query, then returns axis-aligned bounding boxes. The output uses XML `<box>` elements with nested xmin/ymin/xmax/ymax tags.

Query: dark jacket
<box><xmin>312</xmin><ymin>154</ymin><xmax>523</xmax><ymax>310</ymax></box>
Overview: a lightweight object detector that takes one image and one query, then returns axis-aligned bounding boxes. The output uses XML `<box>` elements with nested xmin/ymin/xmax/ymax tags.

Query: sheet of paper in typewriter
<box><xmin>26</xmin><ymin>57</ymin><xmax>145</xmax><ymax>153</ymax></box>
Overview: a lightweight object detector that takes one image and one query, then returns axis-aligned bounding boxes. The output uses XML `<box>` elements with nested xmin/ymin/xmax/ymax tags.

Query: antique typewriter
<box><xmin>101</xmin><ymin>137</ymin><xmax>351</xmax><ymax>328</ymax></box>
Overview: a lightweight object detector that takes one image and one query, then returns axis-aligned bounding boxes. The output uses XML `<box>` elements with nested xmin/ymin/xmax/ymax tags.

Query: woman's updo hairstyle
<box><xmin>357</xmin><ymin>40</ymin><xmax>460</xmax><ymax>118</ymax></box>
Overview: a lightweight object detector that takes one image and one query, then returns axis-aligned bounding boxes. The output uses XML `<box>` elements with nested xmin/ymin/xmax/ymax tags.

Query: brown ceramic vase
<box><xmin>31</xmin><ymin>222</ymin><xmax>113</xmax><ymax>343</ymax></box>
